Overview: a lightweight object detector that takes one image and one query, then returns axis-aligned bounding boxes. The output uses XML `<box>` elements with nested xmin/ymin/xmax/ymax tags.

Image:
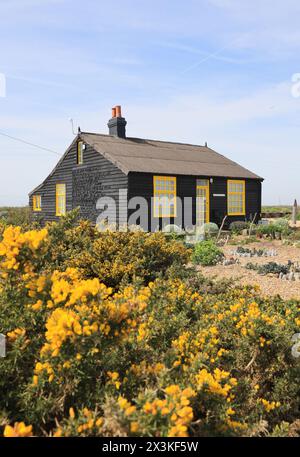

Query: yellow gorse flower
<box><xmin>4</xmin><ymin>422</ymin><xmax>33</xmax><ymax>437</ymax></box>
<box><xmin>195</xmin><ymin>368</ymin><xmax>237</xmax><ymax>398</ymax></box>
<box><xmin>7</xmin><ymin>327</ymin><xmax>26</xmax><ymax>341</ymax></box>
<box><xmin>0</xmin><ymin>226</ymin><xmax>47</xmax><ymax>271</ymax></box>
<box><xmin>258</xmin><ymin>398</ymin><xmax>281</xmax><ymax>413</ymax></box>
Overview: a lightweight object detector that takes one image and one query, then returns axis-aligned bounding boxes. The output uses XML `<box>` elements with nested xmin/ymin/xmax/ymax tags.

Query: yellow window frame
<box><xmin>56</xmin><ymin>183</ymin><xmax>66</xmax><ymax>216</ymax></box>
<box><xmin>153</xmin><ymin>176</ymin><xmax>177</xmax><ymax>218</ymax></box>
<box><xmin>227</xmin><ymin>179</ymin><xmax>246</xmax><ymax>216</ymax></box>
<box><xmin>77</xmin><ymin>141</ymin><xmax>83</xmax><ymax>165</ymax></box>
<box><xmin>33</xmin><ymin>195</ymin><xmax>42</xmax><ymax>212</ymax></box>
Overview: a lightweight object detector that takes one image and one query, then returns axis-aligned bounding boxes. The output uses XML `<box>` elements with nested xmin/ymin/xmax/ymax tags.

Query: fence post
<box><xmin>292</xmin><ymin>199</ymin><xmax>298</xmax><ymax>225</ymax></box>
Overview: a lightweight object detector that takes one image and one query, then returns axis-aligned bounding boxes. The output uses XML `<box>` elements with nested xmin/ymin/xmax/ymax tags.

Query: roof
<box><xmin>81</xmin><ymin>132</ymin><xmax>263</xmax><ymax>180</ymax></box>
<box><xmin>29</xmin><ymin>132</ymin><xmax>263</xmax><ymax>196</ymax></box>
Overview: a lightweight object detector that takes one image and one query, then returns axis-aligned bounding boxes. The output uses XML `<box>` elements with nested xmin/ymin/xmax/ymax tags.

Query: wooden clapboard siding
<box><xmin>30</xmin><ymin>139</ymin><xmax>128</xmax><ymax>224</ymax></box>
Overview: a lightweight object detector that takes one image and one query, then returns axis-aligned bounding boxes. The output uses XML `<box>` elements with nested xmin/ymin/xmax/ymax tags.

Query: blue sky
<box><xmin>1</xmin><ymin>0</ymin><xmax>300</xmax><ymax>205</ymax></box>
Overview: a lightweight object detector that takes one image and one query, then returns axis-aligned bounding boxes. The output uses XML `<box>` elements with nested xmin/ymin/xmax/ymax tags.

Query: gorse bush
<box><xmin>41</xmin><ymin>213</ymin><xmax>191</xmax><ymax>287</ymax></box>
<box><xmin>70</xmin><ymin>229</ymin><xmax>190</xmax><ymax>287</ymax></box>
<box><xmin>193</xmin><ymin>240</ymin><xmax>224</xmax><ymax>266</ymax></box>
<box><xmin>1</xmin><ymin>220</ymin><xmax>300</xmax><ymax>437</ymax></box>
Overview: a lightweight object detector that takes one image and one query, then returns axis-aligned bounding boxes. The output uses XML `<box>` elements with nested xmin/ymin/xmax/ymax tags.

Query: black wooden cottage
<box><xmin>29</xmin><ymin>106</ymin><xmax>263</xmax><ymax>231</ymax></box>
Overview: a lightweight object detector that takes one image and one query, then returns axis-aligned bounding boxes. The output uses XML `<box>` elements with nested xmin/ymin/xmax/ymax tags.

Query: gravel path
<box><xmin>200</xmin><ymin>240</ymin><xmax>300</xmax><ymax>300</ymax></box>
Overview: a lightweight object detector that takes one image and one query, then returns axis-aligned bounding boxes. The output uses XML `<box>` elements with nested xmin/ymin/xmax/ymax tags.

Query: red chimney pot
<box><xmin>115</xmin><ymin>105</ymin><xmax>122</xmax><ymax>117</ymax></box>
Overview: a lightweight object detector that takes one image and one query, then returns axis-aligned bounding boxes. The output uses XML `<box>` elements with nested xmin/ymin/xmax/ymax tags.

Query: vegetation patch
<box><xmin>1</xmin><ymin>215</ymin><xmax>300</xmax><ymax>437</ymax></box>
<box><xmin>193</xmin><ymin>240</ymin><xmax>224</xmax><ymax>266</ymax></box>
<box><xmin>230</xmin><ymin>247</ymin><xmax>278</xmax><ymax>258</ymax></box>
<box><xmin>256</xmin><ymin>220</ymin><xmax>291</xmax><ymax>240</ymax></box>
<box><xmin>245</xmin><ymin>261</ymin><xmax>300</xmax><ymax>279</ymax></box>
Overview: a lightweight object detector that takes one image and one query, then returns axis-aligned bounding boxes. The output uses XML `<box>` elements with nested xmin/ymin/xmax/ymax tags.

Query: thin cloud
<box><xmin>155</xmin><ymin>40</ymin><xmax>258</xmax><ymax>66</ymax></box>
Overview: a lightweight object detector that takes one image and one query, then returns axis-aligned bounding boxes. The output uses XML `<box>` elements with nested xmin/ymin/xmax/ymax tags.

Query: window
<box><xmin>153</xmin><ymin>176</ymin><xmax>177</xmax><ymax>217</ymax></box>
<box><xmin>56</xmin><ymin>184</ymin><xmax>66</xmax><ymax>216</ymax></box>
<box><xmin>227</xmin><ymin>180</ymin><xmax>245</xmax><ymax>215</ymax></box>
<box><xmin>197</xmin><ymin>179</ymin><xmax>209</xmax><ymax>187</ymax></box>
<box><xmin>77</xmin><ymin>141</ymin><xmax>83</xmax><ymax>165</ymax></box>
<box><xmin>33</xmin><ymin>195</ymin><xmax>41</xmax><ymax>212</ymax></box>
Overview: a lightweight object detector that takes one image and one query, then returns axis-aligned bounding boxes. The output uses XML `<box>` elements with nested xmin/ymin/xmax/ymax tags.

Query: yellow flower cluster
<box><xmin>107</xmin><ymin>371</ymin><xmax>121</xmax><ymax>389</ymax></box>
<box><xmin>53</xmin><ymin>407</ymin><xmax>103</xmax><ymax>437</ymax></box>
<box><xmin>4</xmin><ymin>422</ymin><xmax>33</xmax><ymax>437</ymax></box>
<box><xmin>25</xmin><ymin>275</ymin><xmax>47</xmax><ymax>301</ymax></box>
<box><xmin>23</xmin><ymin>268</ymin><xmax>154</xmax><ymax>391</ymax></box>
<box><xmin>165</xmin><ymin>279</ymin><xmax>202</xmax><ymax>304</ymax></box>
<box><xmin>50</xmin><ymin>269</ymin><xmax>111</xmax><ymax>307</ymax></box>
<box><xmin>258</xmin><ymin>398</ymin><xmax>281</xmax><ymax>413</ymax></box>
<box><xmin>224</xmin><ymin>419</ymin><xmax>247</xmax><ymax>431</ymax></box>
<box><xmin>42</xmin><ymin>308</ymin><xmax>83</xmax><ymax>357</ymax></box>
<box><xmin>233</xmin><ymin>300</ymin><xmax>285</xmax><ymax>336</ymax></box>
<box><xmin>76</xmin><ymin>408</ymin><xmax>103</xmax><ymax>434</ymax></box>
<box><xmin>7</xmin><ymin>327</ymin><xmax>26</xmax><ymax>341</ymax></box>
<box><xmin>195</xmin><ymin>368</ymin><xmax>237</xmax><ymax>398</ymax></box>
<box><xmin>172</xmin><ymin>326</ymin><xmax>228</xmax><ymax>368</ymax></box>
<box><xmin>129</xmin><ymin>361</ymin><xmax>165</xmax><ymax>377</ymax></box>
<box><xmin>113</xmin><ymin>285</ymin><xmax>152</xmax><ymax>314</ymax></box>
<box><xmin>118</xmin><ymin>396</ymin><xmax>137</xmax><ymax>416</ymax></box>
<box><xmin>137</xmin><ymin>322</ymin><xmax>149</xmax><ymax>342</ymax></box>
<box><xmin>0</xmin><ymin>226</ymin><xmax>47</xmax><ymax>272</ymax></box>
<box><xmin>143</xmin><ymin>385</ymin><xmax>196</xmax><ymax>437</ymax></box>
<box><xmin>34</xmin><ymin>361</ymin><xmax>55</xmax><ymax>384</ymax></box>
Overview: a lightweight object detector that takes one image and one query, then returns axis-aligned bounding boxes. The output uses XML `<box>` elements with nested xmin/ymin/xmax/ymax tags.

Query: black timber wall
<box><xmin>210</xmin><ymin>177</ymin><xmax>261</xmax><ymax>226</ymax></box>
<box><xmin>128</xmin><ymin>172</ymin><xmax>262</xmax><ymax>231</ymax></box>
<box><xmin>29</xmin><ymin>140</ymin><xmax>128</xmax><ymax>224</ymax></box>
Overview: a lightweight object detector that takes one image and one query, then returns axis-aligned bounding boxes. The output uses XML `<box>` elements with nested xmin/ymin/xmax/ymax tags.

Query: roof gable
<box><xmin>29</xmin><ymin>136</ymin><xmax>79</xmax><ymax>196</ymax></box>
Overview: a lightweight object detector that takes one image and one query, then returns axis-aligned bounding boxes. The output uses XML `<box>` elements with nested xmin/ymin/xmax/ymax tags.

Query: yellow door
<box><xmin>196</xmin><ymin>179</ymin><xmax>210</xmax><ymax>227</ymax></box>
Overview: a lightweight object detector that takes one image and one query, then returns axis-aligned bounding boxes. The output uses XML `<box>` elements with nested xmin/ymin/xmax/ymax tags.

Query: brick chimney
<box><xmin>108</xmin><ymin>105</ymin><xmax>127</xmax><ymax>138</ymax></box>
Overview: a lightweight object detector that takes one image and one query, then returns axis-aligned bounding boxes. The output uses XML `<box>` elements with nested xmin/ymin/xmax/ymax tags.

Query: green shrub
<box><xmin>203</xmin><ymin>222</ymin><xmax>219</xmax><ymax>237</ymax></box>
<box><xmin>229</xmin><ymin>221</ymin><xmax>249</xmax><ymax>234</ymax></box>
<box><xmin>287</xmin><ymin>229</ymin><xmax>300</xmax><ymax>241</ymax></box>
<box><xmin>193</xmin><ymin>240</ymin><xmax>224</xmax><ymax>266</ymax></box>
<box><xmin>256</xmin><ymin>222</ymin><xmax>291</xmax><ymax>239</ymax></box>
